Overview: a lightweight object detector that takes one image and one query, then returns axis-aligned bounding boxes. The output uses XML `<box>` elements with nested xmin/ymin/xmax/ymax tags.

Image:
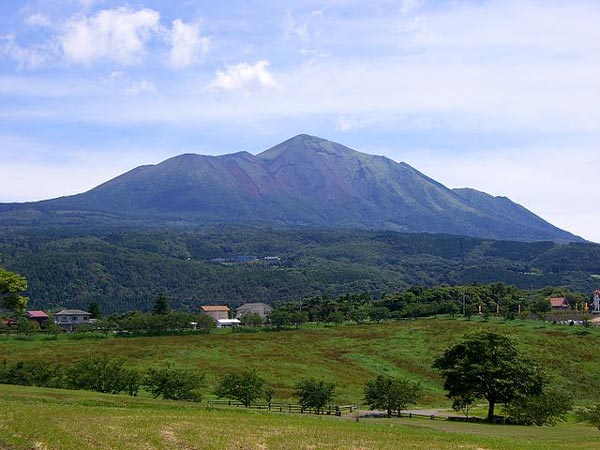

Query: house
<box><xmin>216</xmin><ymin>318</ymin><xmax>241</xmax><ymax>329</ymax></box>
<box><xmin>200</xmin><ymin>305</ymin><xmax>230</xmax><ymax>321</ymax></box>
<box><xmin>235</xmin><ymin>302</ymin><xmax>273</xmax><ymax>320</ymax></box>
<box><xmin>27</xmin><ymin>310</ymin><xmax>49</xmax><ymax>326</ymax></box>
<box><xmin>54</xmin><ymin>309</ymin><xmax>92</xmax><ymax>331</ymax></box>
<box><xmin>548</xmin><ymin>297</ymin><xmax>569</xmax><ymax>310</ymax></box>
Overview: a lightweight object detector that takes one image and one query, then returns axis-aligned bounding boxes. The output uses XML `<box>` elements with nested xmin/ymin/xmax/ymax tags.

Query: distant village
<box><xmin>8</xmin><ymin>289</ymin><xmax>600</xmax><ymax>333</ymax></box>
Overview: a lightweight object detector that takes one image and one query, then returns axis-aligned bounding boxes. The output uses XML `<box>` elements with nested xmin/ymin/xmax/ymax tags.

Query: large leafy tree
<box><xmin>0</xmin><ymin>267</ymin><xmax>28</xmax><ymax>313</ymax></box>
<box><xmin>364</xmin><ymin>375</ymin><xmax>421</xmax><ymax>417</ymax></box>
<box><xmin>433</xmin><ymin>332</ymin><xmax>545</xmax><ymax>421</ymax></box>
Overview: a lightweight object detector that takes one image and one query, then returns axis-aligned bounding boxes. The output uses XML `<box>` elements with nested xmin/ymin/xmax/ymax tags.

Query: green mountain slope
<box><xmin>0</xmin><ymin>135</ymin><xmax>582</xmax><ymax>242</ymax></box>
<box><xmin>1</xmin><ymin>226</ymin><xmax>598</xmax><ymax>313</ymax></box>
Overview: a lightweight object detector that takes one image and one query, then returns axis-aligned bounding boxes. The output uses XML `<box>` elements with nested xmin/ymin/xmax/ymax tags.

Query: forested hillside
<box><xmin>1</xmin><ymin>226</ymin><xmax>599</xmax><ymax>313</ymax></box>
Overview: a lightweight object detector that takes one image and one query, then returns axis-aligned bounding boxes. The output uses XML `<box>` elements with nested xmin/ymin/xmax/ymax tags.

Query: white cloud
<box><xmin>400</xmin><ymin>0</ymin><xmax>424</xmax><ymax>15</ymax></box>
<box><xmin>168</xmin><ymin>19</ymin><xmax>209</xmax><ymax>68</ymax></box>
<box><xmin>125</xmin><ymin>79</ymin><xmax>156</xmax><ymax>95</ymax></box>
<box><xmin>283</xmin><ymin>9</ymin><xmax>325</xmax><ymax>42</ymax></box>
<box><xmin>60</xmin><ymin>7</ymin><xmax>161</xmax><ymax>65</ymax></box>
<box><xmin>0</xmin><ymin>34</ymin><xmax>50</xmax><ymax>68</ymax></box>
<box><xmin>284</xmin><ymin>11</ymin><xmax>309</xmax><ymax>41</ymax></box>
<box><xmin>208</xmin><ymin>60</ymin><xmax>279</xmax><ymax>93</ymax></box>
<box><xmin>25</xmin><ymin>13</ymin><xmax>51</xmax><ymax>28</ymax></box>
<box><xmin>105</xmin><ymin>71</ymin><xmax>156</xmax><ymax>95</ymax></box>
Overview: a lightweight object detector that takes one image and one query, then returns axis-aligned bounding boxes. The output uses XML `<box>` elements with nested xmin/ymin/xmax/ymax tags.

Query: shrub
<box><xmin>214</xmin><ymin>370</ymin><xmax>265</xmax><ymax>407</ymax></box>
<box><xmin>293</xmin><ymin>378</ymin><xmax>336</xmax><ymax>414</ymax></box>
<box><xmin>576</xmin><ymin>403</ymin><xmax>600</xmax><ymax>430</ymax></box>
<box><xmin>364</xmin><ymin>375</ymin><xmax>421</xmax><ymax>418</ymax></box>
<box><xmin>0</xmin><ymin>359</ymin><xmax>63</xmax><ymax>388</ymax></box>
<box><xmin>145</xmin><ymin>367</ymin><xmax>204</xmax><ymax>401</ymax></box>
<box><xmin>64</xmin><ymin>356</ymin><xmax>140</xmax><ymax>395</ymax></box>
<box><xmin>504</xmin><ymin>387</ymin><xmax>573</xmax><ymax>426</ymax></box>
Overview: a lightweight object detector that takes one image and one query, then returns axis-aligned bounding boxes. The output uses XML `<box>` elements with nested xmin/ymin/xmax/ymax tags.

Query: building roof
<box><xmin>217</xmin><ymin>319</ymin><xmax>241</xmax><ymax>324</ymax></box>
<box><xmin>27</xmin><ymin>310</ymin><xmax>49</xmax><ymax>319</ymax></box>
<box><xmin>55</xmin><ymin>309</ymin><xmax>92</xmax><ymax>316</ymax></box>
<box><xmin>549</xmin><ymin>297</ymin><xmax>569</xmax><ymax>307</ymax></box>
<box><xmin>200</xmin><ymin>305</ymin><xmax>230</xmax><ymax>312</ymax></box>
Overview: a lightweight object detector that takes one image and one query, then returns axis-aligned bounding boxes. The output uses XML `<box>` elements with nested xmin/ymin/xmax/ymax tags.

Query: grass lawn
<box><xmin>0</xmin><ymin>318</ymin><xmax>599</xmax><ymax>405</ymax></box>
<box><xmin>1</xmin><ymin>384</ymin><xmax>599</xmax><ymax>450</ymax></box>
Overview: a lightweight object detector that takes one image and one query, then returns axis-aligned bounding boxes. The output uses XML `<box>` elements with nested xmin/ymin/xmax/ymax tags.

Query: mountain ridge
<box><xmin>0</xmin><ymin>134</ymin><xmax>582</xmax><ymax>242</ymax></box>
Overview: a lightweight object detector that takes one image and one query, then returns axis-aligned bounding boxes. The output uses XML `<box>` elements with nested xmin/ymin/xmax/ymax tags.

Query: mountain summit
<box><xmin>0</xmin><ymin>134</ymin><xmax>581</xmax><ymax>242</ymax></box>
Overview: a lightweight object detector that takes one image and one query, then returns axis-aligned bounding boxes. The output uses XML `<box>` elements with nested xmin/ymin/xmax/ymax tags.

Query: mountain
<box><xmin>0</xmin><ymin>134</ymin><xmax>582</xmax><ymax>242</ymax></box>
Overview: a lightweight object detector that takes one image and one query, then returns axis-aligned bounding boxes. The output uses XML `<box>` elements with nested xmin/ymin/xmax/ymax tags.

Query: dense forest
<box><xmin>0</xmin><ymin>225</ymin><xmax>599</xmax><ymax>313</ymax></box>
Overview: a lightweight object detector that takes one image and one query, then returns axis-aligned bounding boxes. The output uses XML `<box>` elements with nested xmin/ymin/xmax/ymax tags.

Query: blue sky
<box><xmin>1</xmin><ymin>0</ymin><xmax>599</xmax><ymax>241</ymax></box>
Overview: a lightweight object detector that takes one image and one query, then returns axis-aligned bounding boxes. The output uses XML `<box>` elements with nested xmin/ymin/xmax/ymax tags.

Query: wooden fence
<box><xmin>206</xmin><ymin>399</ymin><xmax>356</xmax><ymax>416</ymax></box>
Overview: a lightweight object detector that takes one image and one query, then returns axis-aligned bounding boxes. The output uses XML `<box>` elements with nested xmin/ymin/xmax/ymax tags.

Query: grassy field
<box><xmin>1</xmin><ymin>318</ymin><xmax>599</xmax><ymax>406</ymax></box>
<box><xmin>1</xmin><ymin>384</ymin><xmax>599</xmax><ymax>450</ymax></box>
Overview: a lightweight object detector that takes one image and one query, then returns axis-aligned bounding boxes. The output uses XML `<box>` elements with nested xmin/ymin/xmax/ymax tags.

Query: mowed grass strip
<box><xmin>1</xmin><ymin>384</ymin><xmax>599</xmax><ymax>450</ymax></box>
<box><xmin>0</xmin><ymin>318</ymin><xmax>599</xmax><ymax>404</ymax></box>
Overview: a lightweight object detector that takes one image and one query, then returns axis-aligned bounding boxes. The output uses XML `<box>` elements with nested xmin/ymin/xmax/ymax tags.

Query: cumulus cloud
<box><xmin>168</xmin><ymin>19</ymin><xmax>209</xmax><ymax>68</ymax></box>
<box><xmin>208</xmin><ymin>60</ymin><xmax>279</xmax><ymax>93</ymax></box>
<box><xmin>60</xmin><ymin>7</ymin><xmax>161</xmax><ymax>65</ymax></box>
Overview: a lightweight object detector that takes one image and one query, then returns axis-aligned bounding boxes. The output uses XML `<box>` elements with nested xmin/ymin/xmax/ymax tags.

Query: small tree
<box><xmin>214</xmin><ymin>370</ymin><xmax>265</xmax><ymax>407</ymax></box>
<box><xmin>368</xmin><ymin>305</ymin><xmax>390</xmax><ymax>322</ymax></box>
<box><xmin>240</xmin><ymin>312</ymin><xmax>263</xmax><ymax>328</ymax></box>
<box><xmin>576</xmin><ymin>403</ymin><xmax>600</xmax><ymax>430</ymax></box>
<box><xmin>293</xmin><ymin>378</ymin><xmax>336</xmax><ymax>414</ymax></box>
<box><xmin>363</xmin><ymin>375</ymin><xmax>421</xmax><ymax>418</ymax></box>
<box><xmin>65</xmin><ymin>356</ymin><xmax>140</xmax><ymax>396</ymax></box>
<box><xmin>88</xmin><ymin>302</ymin><xmax>102</xmax><ymax>319</ymax></box>
<box><xmin>267</xmin><ymin>309</ymin><xmax>290</xmax><ymax>328</ymax></box>
<box><xmin>326</xmin><ymin>310</ymin><xmax>345</xmax><ymax>326</ymax></box>
<box><xmin>0</xmin><ymin>267</ymin><xmax>28</xmax><ymax>313</ymax></box>
<box><xmin>264</xmin><ymin>386</ymin><xmax>275</xmax><ymax>408</ymax></box>
<box><xmin>144</xmin><ymin>367</ymin><xmax>204</xmax><ymax>401</ymax></box>
<box><xmin>152</xmin><ymin>293</ymin><xmax>170</xmax><ymax>315</ymax></box>
<box><xmin>452</xmin><ymin>394</ymin><xmax>477</xmax><ymax>419</ymax></box>
<box><xmin>504</xmin><ymin>387</ymin><xmax>573</xmax><ymax>426</ymax></box>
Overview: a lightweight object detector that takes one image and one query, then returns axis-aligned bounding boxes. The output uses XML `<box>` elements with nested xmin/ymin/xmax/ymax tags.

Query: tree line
<box><xmin>2</xmin><ymin>226</ymin><xmax>600</xmax><ymax>313</ymax></box>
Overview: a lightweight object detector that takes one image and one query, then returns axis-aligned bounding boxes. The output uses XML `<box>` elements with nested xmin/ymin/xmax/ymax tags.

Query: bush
<box><xmin>576</xmin><ymin>403</ymin><xmax>600</xmax><ymax>430</ymax></box>
<box><xmin>293</xmin><ymin>378</ymin><xmax>336</xmax><ymax>414</ymax></box>
<box><xmin>64</xmin><ymin>356</ymin><xmax>140</xmax><ymax>396</ymax></box>
<box><xmin>364</xmin><ymin>375</ymin><xmax>421</xmax><ymax>418</ymax></box>
<box><xmin>144</xmin><ymin>367</ymin><xmax>204</xmax><ymax>401</ymax></box>
<box><xmin>504</xmin><ymin>387</ymin><xmax>573</xmax><ymax>426</ymax></box>
<box><xmin>0</xmin><ymin>359</ymin><xmax>63</xmax><ymax>388</ymax></box>
<box><xmin>214</xmin><ymin>370</ymin><xmax>265</xmax><ymax>407</ymax></box>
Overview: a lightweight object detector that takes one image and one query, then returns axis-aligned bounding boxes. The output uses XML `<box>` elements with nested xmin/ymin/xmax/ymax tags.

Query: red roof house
<box><xmin>548</xmin><ymin>297</ymin><xmax>569</xmax><ymax>310</ymax></box>
<box><xmin>27</xmin><ymin>310</ymin><xmax>50</xmax><ymax>324</ymax></box>
<box><xmin>200</xmin><ymin>305</ymin><xmax>230</xmax><ymax>321</ymax></box>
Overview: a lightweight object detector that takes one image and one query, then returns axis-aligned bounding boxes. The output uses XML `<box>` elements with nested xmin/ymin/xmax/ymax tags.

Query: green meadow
<box><xmin>1</xmin><ymin>384</ymin><xmax>599</xmax><ymax>450</ymax></box>
<box><xmin>1</xmin><ymin>318</ymin><xmax>599</xmax><ymax>405</ymax></box>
